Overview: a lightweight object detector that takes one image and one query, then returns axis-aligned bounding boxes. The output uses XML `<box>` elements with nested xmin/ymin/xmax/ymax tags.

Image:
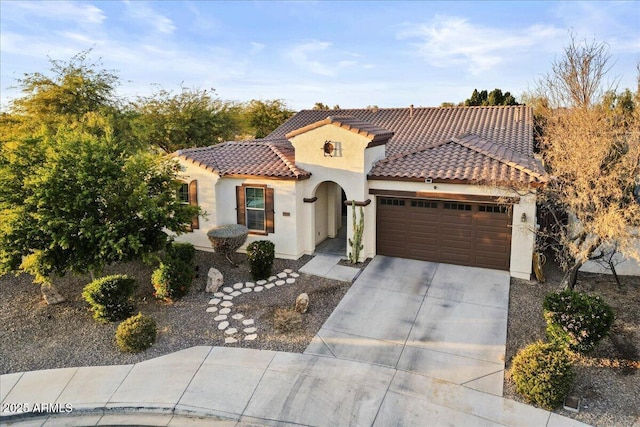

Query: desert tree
<box><xmin>534</xmin><ymin>35</ymin><xmax>640</xmax><ymax>289</ymax></box>
<box><xmin>0</xmin><ymin>53</ymin><xmax>198</xmax><ymax>286</ymax></box>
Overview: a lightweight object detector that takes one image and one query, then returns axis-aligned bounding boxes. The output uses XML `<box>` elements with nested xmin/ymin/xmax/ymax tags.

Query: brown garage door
<box><xmin>376</xmin><ymin>197</ymin><xmax>511</xmax><ymax>270</ymax></box>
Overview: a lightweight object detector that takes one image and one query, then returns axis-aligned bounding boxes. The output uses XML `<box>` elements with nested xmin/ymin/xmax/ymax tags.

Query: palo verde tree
<box><xmin>0</xmin><ymin>54</ymin><xmax>198</xmax><ymax>285</ymax></box>
<box><xmin>534</xmin><ymin>35</ymin><xmax>640</xmax><ymax>289</ymax></box>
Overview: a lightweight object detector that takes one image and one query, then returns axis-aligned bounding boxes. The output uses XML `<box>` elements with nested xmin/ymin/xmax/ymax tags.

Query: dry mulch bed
<box><xmin>504</xmin><ymin>261</ymin><xmax>640</xmax><ymax>427</ymax></box>
<box><xmin>0</xmin><ymin>251</ymin><xmax>352</xmax><ymax>375</ymax></box>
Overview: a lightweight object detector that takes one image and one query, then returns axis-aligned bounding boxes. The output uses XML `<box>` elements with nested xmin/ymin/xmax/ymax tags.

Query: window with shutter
<box><xmin>236</xmin><ymin>185</ymin><xmax>274</xmax><ymax>234</ymax></box>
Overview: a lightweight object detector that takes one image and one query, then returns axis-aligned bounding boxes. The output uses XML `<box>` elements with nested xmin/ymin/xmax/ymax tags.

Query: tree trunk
<box><xmin>608</xmin><ymin>259</ymin><xmax>622</xmax><ymax>288</ymax></box>
<box><xmin>561</xmin><ymin>261</ymin><xmax>582</xmax><ymax>290</ymax></box>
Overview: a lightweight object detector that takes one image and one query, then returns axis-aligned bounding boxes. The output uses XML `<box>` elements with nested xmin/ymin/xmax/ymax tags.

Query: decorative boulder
<box><xmin>295</xmin><ymin>293</ymin><xmax>309</xmax><ymax>314</ymax></box>
<box><xmin>206</xmin><ymin>268</ymin><xmax>224</xmax><ymax>293</ymax></box>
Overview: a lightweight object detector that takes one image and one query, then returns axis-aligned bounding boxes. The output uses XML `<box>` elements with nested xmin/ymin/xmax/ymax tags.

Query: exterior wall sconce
<box><xmin>521</xmin><ymin>213</ymin><xmax>527</xmax><ymax>223</ymax></box>
<box><xmin>323</xmin><ymin>141</ymin><xmax>334</xmax><ymax>157</ymax></box>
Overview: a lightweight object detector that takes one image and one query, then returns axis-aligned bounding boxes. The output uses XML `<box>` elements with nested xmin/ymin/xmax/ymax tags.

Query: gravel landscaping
<box><xmin>2</xmin><ymin>250</ymin><xmax>638</xmax><ymax>426</ymax></box>
<box><xmin>504</xmin><ymin>261</ymin><xmax>640</xmax><ymax>427</ymax></box>
<box><xmin>0</xmin><ymin>250</ymin><xmax>352</xmax><ymax>375</ymax></box>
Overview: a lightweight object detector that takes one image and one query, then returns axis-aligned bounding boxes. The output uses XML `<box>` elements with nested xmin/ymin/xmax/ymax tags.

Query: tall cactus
<box><xmin>348</xmin><ymin>201</ymin><xmax>364</xmax><ymax>264</ymax></box>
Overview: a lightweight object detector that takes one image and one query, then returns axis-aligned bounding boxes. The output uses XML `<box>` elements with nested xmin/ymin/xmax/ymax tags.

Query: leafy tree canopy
<box><xmin>130</xmin><ymin>87</ymin><xmax>242</xmax><ymax>153</ymax></box>
<box><xmin>243</xmin><ymin>99</ymin><xmax>293</xmax><ymax>138</ymax></box>
<box><xmin>464</xmin><ymin>88</ymin><xmax>520</xmax><ymax>106</ymax></box>
<box><xmin>0</xmin><ymin>53</ymin><xmax>198</xmax><ymax>284</ymax></box>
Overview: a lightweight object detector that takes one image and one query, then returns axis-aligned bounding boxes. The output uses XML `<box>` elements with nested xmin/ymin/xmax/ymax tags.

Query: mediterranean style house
<box><xmin>173</xmin><ymin>105</ymin><xmax>548</xmax><ymax>279</ymax></box>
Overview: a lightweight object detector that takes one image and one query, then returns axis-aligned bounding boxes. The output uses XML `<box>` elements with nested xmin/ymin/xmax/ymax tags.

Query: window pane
<box><xmin>178</xmin><ymin>183</ymin><xmax>189</xmax><ymax>203</ymax></box>
<box><xmin>247</xmin><ymin>210</ymin><xmax>265</xmax><ymax>231</ymax></box>
<box><xmin>246</xmin><ymin>187</ymin><xmax>265</xmax><ymax>208</ymax></box>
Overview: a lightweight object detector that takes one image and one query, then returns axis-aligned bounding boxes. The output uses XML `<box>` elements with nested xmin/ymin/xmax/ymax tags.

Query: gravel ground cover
<box><xmin>504</xmin><ymin>261</ymin><xmax>640</xmax><ymax>427</ymax></box>
<box><xmin>0</xmin><ymin>250</ymin><xmax>352</xmax><ymax>375</ymax></box>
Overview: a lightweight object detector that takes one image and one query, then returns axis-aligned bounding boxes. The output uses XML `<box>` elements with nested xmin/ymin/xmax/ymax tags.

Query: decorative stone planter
<box><xmin>207</xmin><ymin>224</ymin><xmax>249</xmax><ymax>265</ymax></box>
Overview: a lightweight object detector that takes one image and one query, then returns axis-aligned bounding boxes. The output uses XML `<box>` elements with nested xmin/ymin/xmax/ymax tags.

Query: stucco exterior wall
<box><xmin>174</xmin><ymin>159</ymin><xmax>301</xmax><ymax>259</ymax></box>
<box><xmin>368</xmin><ymin>180</ymin><xmax>537</xmax><ymax>279</ymax></box>
<box><xmin>580</xmin><ymin>234</ymin><xmax>640</xmax><ymax>276</ymax></box>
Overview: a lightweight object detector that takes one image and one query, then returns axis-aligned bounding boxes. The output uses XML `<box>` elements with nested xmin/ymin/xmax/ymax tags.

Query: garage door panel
<box><xmin>377</xmin><ymin>197</ymin><xmax>511</xmax><ymax>271</ymax></box>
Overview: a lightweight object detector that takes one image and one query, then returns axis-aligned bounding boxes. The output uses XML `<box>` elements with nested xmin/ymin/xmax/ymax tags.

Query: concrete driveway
<box><xmin>305</xmin><ymin>255</ymin><xmax>510</xmax><ymax>396</ymax></box>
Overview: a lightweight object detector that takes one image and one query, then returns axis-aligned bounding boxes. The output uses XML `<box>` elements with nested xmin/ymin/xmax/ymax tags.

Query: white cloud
<box><xmin>285</xmin><ymin>40</ymin><xmax>360</xmax><ymax>76</ymax></box>
<box><xmin>122</xmin><ymin>1</ymin><xmax>176</xmax><ymax>35</ymax></box>
<box><xmin>250</xmin><ymin>42</ymin><xmax>265</xmax><ymax>55</ymax></box>
<box><xmin>397</xmin><ymin>15</ymin><xmax>564</xmax><ymax>75</ymax></box>
<box><xmin>5</xmin><ymin>1</ymin><xmax>106</xmax><ymax>24</ymax></box>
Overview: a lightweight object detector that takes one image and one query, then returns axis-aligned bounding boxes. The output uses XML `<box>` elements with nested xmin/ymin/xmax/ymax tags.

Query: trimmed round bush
<box><xmin>82</xmin><ymin>275</ymin><xmax>136</xmax><ymax>323</ymax></box>
<box><xmin>247</xmin><ymin>240</ymin><xmax>275</xmax><ymax>280</ymax></box>
<box><xmin>543</xmin><ymin>290</ymin><xmax>614</xmax><ymax>353</ymax></box>
<box><xmin>167</xmin><ymin>242</ymin><xmax>195</xmax><ymax>265</ymax></box>
<box><xmin>152</xmin><ymin>257</ymin><xmax>193</xmax><ymax>301</ymax></box>
<box><xmin>115</xmin><ymin>313</ymin><xmax>157</xmax><ymax>353</ymax></box>
<box><xmin>511</xmin><ymin>341</ymin><xmax>575</xmax><ymax>410</ymax></box>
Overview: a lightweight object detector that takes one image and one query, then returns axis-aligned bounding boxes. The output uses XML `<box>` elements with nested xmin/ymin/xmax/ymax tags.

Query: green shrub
<box><xmin>167</xmin><ymin>242</ymin><xmax>195</xmax><ymax>265</ymax></box>
<box><xmin>543</xmin><ymin>290</ymin><xmax>614</xmax><ymax>353</ymax></box>
<box><xmin>152</xmin><ymin>256</ymin><xmax>193</xmax><ymax>301</ymax></box>
<box><xmin>511</xmin><ymin>341</ymin><xmax>575</xmax><ymax>410</ymax></box>
<box><xmin>82</xmin><ymin>275</ymin><xmax>136</xmax><ymax>323</ymax></box>
<box><xmin>247</xmin><ymin>240</ymin><xmax>275</xmax><ymax>280</ymax></box>
<box><xmin>273</xmin><ymin>308</ymin><xmax>302</xmax><ymax>332</ymax></box>
<box><xmin>115</xmin><ymin>313</ymin><xmax>157</xmax><ymax>353</ymax></box>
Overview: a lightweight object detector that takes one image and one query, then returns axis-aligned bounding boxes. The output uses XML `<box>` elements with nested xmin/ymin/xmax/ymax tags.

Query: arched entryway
<box><xmin>313</xmin><ymin>181</ymin><xmax>347</xmax><ymax>256</ymax></box>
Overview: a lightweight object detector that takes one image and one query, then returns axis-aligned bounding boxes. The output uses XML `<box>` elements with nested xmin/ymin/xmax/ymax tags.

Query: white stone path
<box><xmin>207</xmin><ymin>269</ymin><xmax>300</xmax><ymax>344</ymax></box>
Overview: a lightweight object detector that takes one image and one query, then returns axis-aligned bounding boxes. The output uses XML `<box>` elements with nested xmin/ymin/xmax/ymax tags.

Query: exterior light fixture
<box><xmin>521</xmin><ymin>213</ymin><xmax>527</xmax><ymax>223</ymax></box>
<box><xmin>323</xmin><ymin>141</ymin><xmax>335</xmax><ymax>157</ymax></box>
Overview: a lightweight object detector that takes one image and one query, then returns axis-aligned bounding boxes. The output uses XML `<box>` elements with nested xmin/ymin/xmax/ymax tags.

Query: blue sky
<box><xmin>1</xmin><ymin>1</ymin><xmax>638</xmax><ymax>110</ymax></box>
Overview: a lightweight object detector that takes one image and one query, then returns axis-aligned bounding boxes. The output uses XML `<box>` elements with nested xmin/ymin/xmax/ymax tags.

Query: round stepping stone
<box><xmin>265</xmin><ymin>283</ymin><xmax>275</xmax><ymax>289</ymax></box>
<box><xmin>231</xmin><ymin>291</ymin><xmax>242</xmax><ymax>297</ymax></box>
<box><xmin>222</xmin><ymin>287</ymin><xmax>234</xmax><ymax>293</ymax></box>
<box><xmin>208</xmin><ymin>298</ymin><xmax>221</xmax><ymax>305</ymax></box>
<box><xmin>219</xmin><ymin>308</ymin><xmax>231</xmax><ymax>315</ymax></box>
<box><xmin>268</xmin><ymin>276</ymin><xmax>277</xmax><ymax>281</ymax></box>
<box><xmin>241</xmin><ymin>288</ymin><xmax>252</xmax><ymax>293</ymax></box>
<box><xmin>225</xmin><ymin>327</ymin><xmax>238</xmax><ymax>335</ymax></box>
<box><xmin>233</xmin><ymin>283</ymin><xmax>244</xmax><ymax>290</ymax></box>
<box><xmin>242</xmin><ymin>319</ymin><xmax>254</xmax><ymax>326</ymax></box>
<box><xmin>275</xmin><ymin>280</ymin><xmax>285</xmax><ymax>286</ymax></box>
<box><xmin>225</xmin><ymin>337</ymin><xmax>237</xmax><ymax>344</ymax></box>
<box><xmin>246</xmin><ymin>282</ymin><xmax>255</xmax><ymax>288</ymax></box>
<box><xmin>286</xmin><ymin>278</ymin><xmax>295</xmax><ymax>284</ymax></box>
<box><xmin>277</xmin><ymin>272</ymin><xmax>287</xmax><ymax>279</ymax></box>
<box><xmin>214</xmin><ymin>292</ymin><xmax>225</xmax><ymax>297</ymax></box>
<box><xmin>290</xmin><ymin>272</ymin><xmax>299</xmax><ymax>278</ymax></box>
<box><xmin>206</xmin><ymin>307</ymin><xmax>218</xmax><ymax>313</ymax></box>
<box><xmin>283</xmin><ymin>269</ymin><xmax>293</xmax><ymax>274</ymax></box>
<box><xmin>256</xmin><ymin>280</ymin><xmax>267</xmax><ymax>285</ymax></box>
<box><xmin>223</xmin><ymin>295</ymin><xmax>233</xmax><ymax>300</ymax></box>
<box><xmin>243</xmin><ymin>327</ymin><xmax>257</xmax><ymax>333</ymax></box>
<box><xmin>218</xmin><ymin>321</ymin><xmax>229</xmax><ymax>330</ymax></box>
<box><xmin>220</xmin><ymin>301</ymin><xmax>233</xmax><ymax>308</ymax></box>
<box><xmin>244</xmin><ymin>334</ymin><xmax>257</xmax><ymax>341</ymax></box>
<box><xmin>232</xmin><ymin>313</ymin><xmax>244</xmax><ymax>320</ymax></box>
<box><xmin>214</xmin><ymin>314</ymin><xmax>228</xmax><ymax>321</ymax></box>
<box><xmin>254</xmin><ymin>286</ymin><xmax>264</xmax><ymax>292</ymax></box>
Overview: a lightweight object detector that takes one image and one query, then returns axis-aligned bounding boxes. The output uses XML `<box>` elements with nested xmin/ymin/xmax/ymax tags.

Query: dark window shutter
<box><xmin>236</xmin><ymin>186</ymin><xmax>246</xmax><ymax>225</ymax></box>
<box><xmin>266</xmin><ymin>187</ymin><xmax>275</xmax><ymax>233</ymax></box>
<box><xmin>189</xmin><ymin>180</ymin><xmax>199</xmax><ymax>230</ymax></box>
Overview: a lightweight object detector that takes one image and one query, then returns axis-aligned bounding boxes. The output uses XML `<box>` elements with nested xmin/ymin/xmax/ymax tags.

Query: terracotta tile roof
<box><xmin>369</xmin><ymin>134</ymin><xmax>547</xmax><ymax>186</ymax></box>
<box><xmin>176</xmin><ymin>140</ymin><xmax>311</xmax><ymax>180</ymax></box>
<box><xmin>285</xmin><ymin>116</ymin><xmax>394</xmax><ymax>143</ymax></box>
<box><xmin>268</xmin><ymin>106</ymin><xmax>533</xmax><ymax>157</ymax></box>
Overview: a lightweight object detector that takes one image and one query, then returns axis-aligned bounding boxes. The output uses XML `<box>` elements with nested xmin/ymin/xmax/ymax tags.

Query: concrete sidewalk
<box><xmin>1</xmin><ymin>346</ymin><xmax>588</xmax><ymax>426</ymax></box>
